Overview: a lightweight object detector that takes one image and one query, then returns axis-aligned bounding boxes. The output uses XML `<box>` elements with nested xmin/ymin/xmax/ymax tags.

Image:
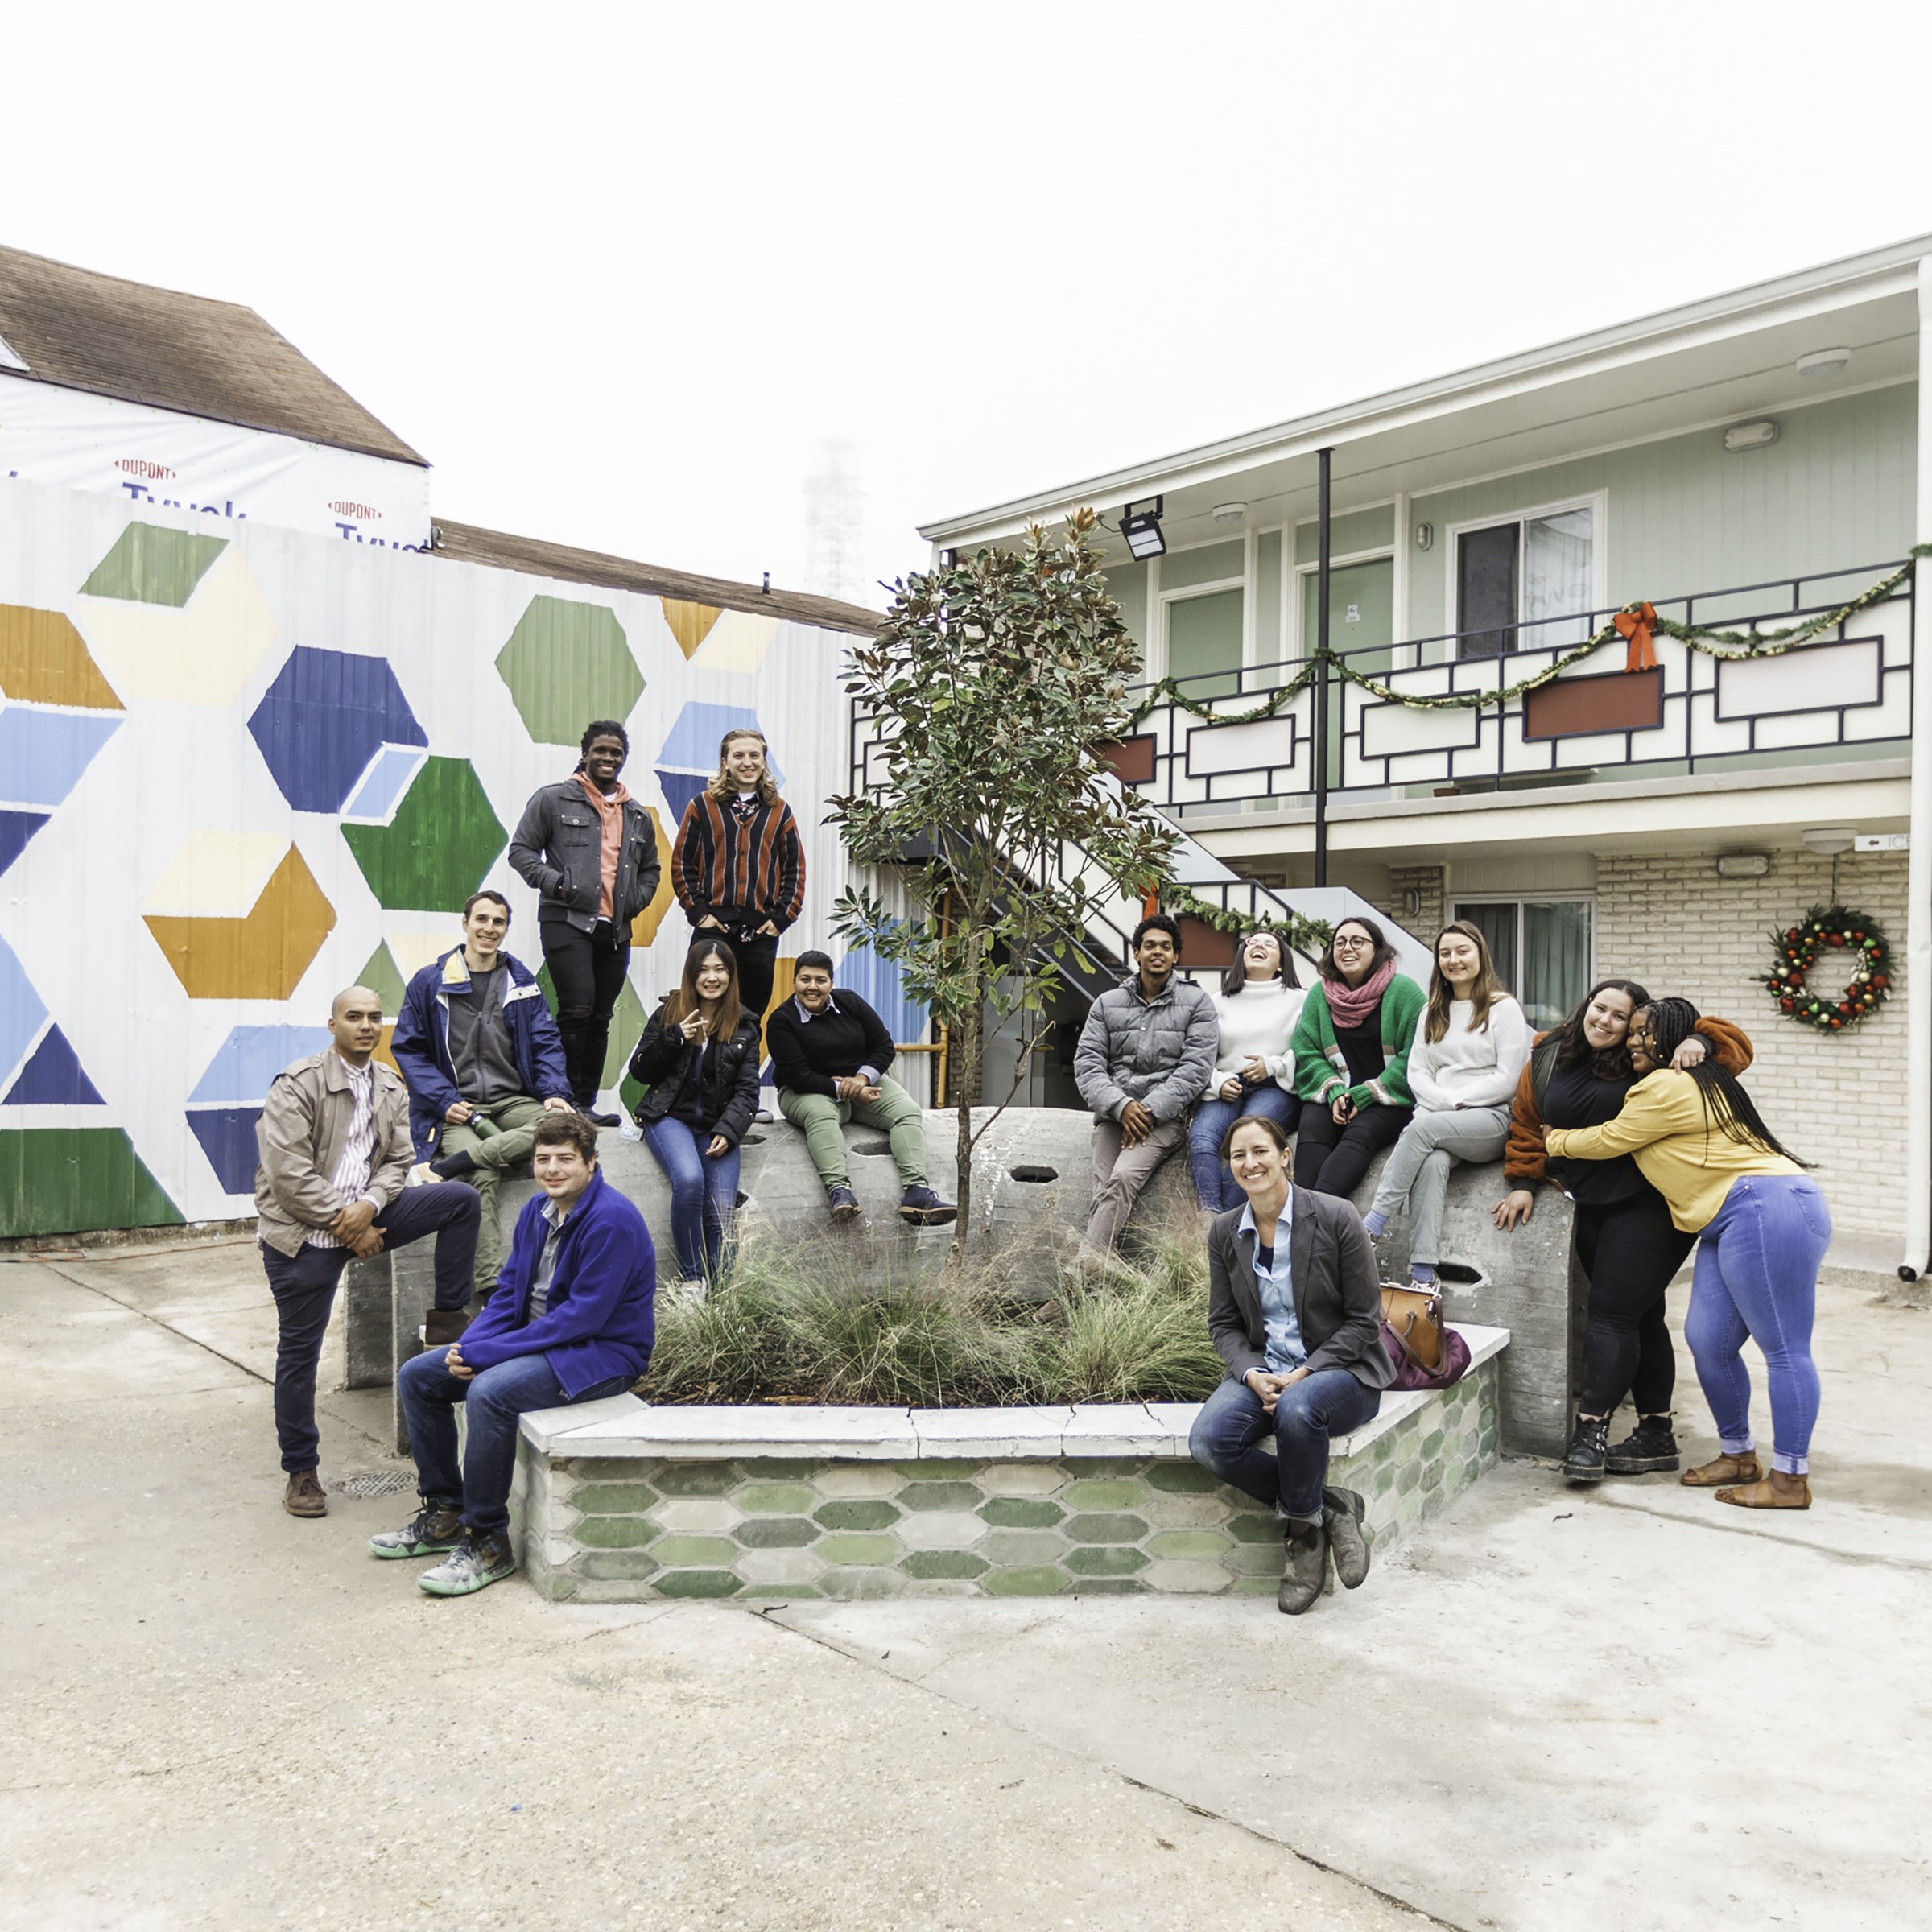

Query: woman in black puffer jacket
<box><xmin>630</xmin><ymin>939</ymin><xmax>762</xmax><ymax>1289</ymax></box>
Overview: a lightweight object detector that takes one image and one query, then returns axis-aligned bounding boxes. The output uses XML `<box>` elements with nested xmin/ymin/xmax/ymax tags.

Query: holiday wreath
<box><xmin>1761</xmin><ymin>905</ymin><xmax>1890</xmax><ymax>1032</ymax></box>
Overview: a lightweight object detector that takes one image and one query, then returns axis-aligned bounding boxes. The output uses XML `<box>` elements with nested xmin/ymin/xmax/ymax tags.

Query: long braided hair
<box><xmin>1641</xmin><ymin>997</ymin><xmax>1808</xmax><ymax>1166</ymax></box>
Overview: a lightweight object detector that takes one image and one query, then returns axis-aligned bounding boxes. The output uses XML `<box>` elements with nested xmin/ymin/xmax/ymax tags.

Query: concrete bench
<box><xmin>346</xmin><ymin>1109</ymin><xmax>1579</xmax><ymax>1455</ymax></box>
<box><xmin>509</xmin><ymin>1323</ymin><xmax>1509</xmax><ymax>1602</ymax></box>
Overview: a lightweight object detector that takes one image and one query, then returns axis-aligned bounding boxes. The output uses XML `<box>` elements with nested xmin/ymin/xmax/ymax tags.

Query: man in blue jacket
<box><xmin>391</xmin><ymin>890</ymin><xmax>576</xmax><ymax>1307</ymax></box>
<box><xmin>371</xmin><ymin>1109</ymin><xmax>655</xmax><ymax>1596</ymax></box>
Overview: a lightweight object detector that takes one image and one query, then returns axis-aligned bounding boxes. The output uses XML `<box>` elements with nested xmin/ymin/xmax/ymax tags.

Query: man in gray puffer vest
<box><xmin>1072</xmin><ymin>913</ymin><xmax>1217</xmax><ymax>1263</ymax></box>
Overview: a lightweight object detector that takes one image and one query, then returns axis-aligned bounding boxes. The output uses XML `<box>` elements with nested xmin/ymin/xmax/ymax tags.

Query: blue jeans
<box><xmin>1685</xmin><ymin>1174</ymin><xmax>1831</xmax><ymax>1476</ymax></box>
<box><xmin>1189</xmin><ymin>1368</ymin><xmax>1381</xmax><ymax>1523</ymax></box>
<box><xmin>398</xmin><ymin>1347</ymin><xmax>633</xmax><ymax>1534</ymax></box>
<box><xmin>1187</xmin><ymin>1086</ymin><xmax>1298</xmax><ymax>1211</ymax></box>
<box><xmin>641</xmin><ymin>1117</ymin><xmax>742</xmax><ymax>1280</ymax></box>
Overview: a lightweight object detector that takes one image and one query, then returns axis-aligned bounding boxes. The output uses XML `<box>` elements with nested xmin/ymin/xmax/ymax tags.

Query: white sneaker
<box><xmin>406</xmin><ymin>1162</ymin><xmax>436</xmax><ymax>1188</ymax></box>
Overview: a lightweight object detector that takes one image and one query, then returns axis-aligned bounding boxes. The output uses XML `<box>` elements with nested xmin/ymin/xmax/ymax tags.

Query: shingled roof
<box><xmin>430</xmin><ymin>519</ymin><xmax>885</xmax><ymax>637</ymax></box>
<box><xmin>0</xmin><ymin>243</ymin><xmax>426</xmax><ymax>465</ymax></box>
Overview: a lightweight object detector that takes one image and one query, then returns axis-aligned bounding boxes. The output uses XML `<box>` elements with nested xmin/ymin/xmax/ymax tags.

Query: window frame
<box><xmin>1441</xmin><ymin>490</ymin><xmax>1608</xmax><ymax>663</ymax></box>
<box><xmin>1448</xmin><ymin>891</ymin><xmax>1597</xmax><ymax>1029</ymax></box>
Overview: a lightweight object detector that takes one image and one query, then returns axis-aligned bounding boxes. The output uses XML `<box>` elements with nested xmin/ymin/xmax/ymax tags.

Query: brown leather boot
<box><xmin>423</xmin><ymin>1307</ymin><xmax>473</xmax><ymax>1348</ymax></box>
<box><xmin>283</xmin><ymin>1469</ymin><xmax>327</xmax><ymax>1518</ymax></box>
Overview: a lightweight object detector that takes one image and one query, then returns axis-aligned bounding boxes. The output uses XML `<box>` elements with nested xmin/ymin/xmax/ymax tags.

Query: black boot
<box><xmin>1277</xmin><ymin>1520</ymin><xmax>1327</xmax><ymax>1615</ymax></box>
<box><xmin>1563</xmin><ymin>1414</ymin><xmax>1611</xmax><ymax>1484</ymax></box>
<box><xmin>1606</xmin><ymin>1414</ymin><xmax>1680</xmax><ymax>1475</ymax></box>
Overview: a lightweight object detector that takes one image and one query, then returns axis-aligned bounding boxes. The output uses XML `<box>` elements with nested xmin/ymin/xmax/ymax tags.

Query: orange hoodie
<box><xmin>575</xmin><ymin>771</ymin><xmax>631</xmax><ymax>923</ymax></box>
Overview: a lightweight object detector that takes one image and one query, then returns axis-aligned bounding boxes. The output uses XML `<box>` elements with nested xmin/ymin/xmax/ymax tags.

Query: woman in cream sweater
<box><xmin>1187</xmin><ymin>929</ymin><xmax>1305</xmax><ymax>1213</ymax></box>
<box><xmin>1361</xmin><ymin>921</ymin><xmax>1530</xmax><ymax>1286</ymax></box>
<box><xmin>1544</xmin><ymin>995</ymin><xmax>1824</xmax><ymax>1510</ymax></box>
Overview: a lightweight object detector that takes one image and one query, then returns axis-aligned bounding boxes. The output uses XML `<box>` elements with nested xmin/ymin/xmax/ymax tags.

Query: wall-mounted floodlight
<box><xmin>1121</xmin><ymin>496</ymin><xmax>1166</xmax><ymax>560</ymax></box>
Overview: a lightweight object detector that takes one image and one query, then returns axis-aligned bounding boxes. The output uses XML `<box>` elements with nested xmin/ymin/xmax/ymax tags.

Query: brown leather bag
<box><xmin>1380</xmin><ymin>1282</ymin><xmax>1446</xmax><ymax>1371</ymax></box>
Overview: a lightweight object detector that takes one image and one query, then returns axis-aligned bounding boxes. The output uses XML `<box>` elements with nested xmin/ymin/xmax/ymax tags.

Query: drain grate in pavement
<box><xmin>334</xmin><ymin>1469</ymin><xmax>415</xmax><ymax>1498</ymax></box>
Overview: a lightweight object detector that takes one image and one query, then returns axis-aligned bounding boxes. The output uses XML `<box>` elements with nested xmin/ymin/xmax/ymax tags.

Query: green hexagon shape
<box><xmin>341</xmin><ymin>757</ymin><xmax>507</xmax><ymax>912</ymax></box>
<box><xmin>497</xmin><ymin>597</ymin><xmax>643</xmax><ymax>747</ymax></box>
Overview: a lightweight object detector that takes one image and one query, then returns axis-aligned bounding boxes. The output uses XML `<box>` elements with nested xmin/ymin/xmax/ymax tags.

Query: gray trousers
<box><xmin>1366</xmin><ymin>1104</ymin><xmax>1511</xmax><ymax>1265</ymax></box>
<box><xmin>1086</xmin><ymin>1113</ymin><xmax>1189</xmax><ymax>1253</ymax></box>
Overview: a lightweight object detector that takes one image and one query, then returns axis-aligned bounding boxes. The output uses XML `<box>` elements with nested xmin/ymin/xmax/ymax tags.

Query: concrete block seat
<box><xmin>509</xmin><ymin>1325</ymin><xmax>1509</xmax><ymax>1602</ymax></box>
<box><xmin>349</xmin><ymin>1108</ymin><xmax>1579</xmax><ymax>1458</ymax></box>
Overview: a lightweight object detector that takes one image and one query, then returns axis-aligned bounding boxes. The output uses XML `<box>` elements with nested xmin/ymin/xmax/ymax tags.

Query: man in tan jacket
<box><xmin>255</xmin><ymin>986</ymin><xmax>481</xmax><ymax>1519</ymax></box>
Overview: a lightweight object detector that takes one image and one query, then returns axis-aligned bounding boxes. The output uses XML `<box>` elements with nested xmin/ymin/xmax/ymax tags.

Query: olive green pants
<box><xmin>440</xmin><ymin>1095</ymin><xmax>548</xmax><ymax>1296</ymax></box>
<box><xmin>778</xmin><ymin>1077</ymin><xmax>927</xmax><ymax>1191</ymax></box>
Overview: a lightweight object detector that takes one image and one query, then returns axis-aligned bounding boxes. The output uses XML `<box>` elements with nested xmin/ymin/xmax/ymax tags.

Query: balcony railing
<box><xmin>1108</xmin><ymin>559</ymin><xmax>1915</xmax><ymax>815</ymax></box>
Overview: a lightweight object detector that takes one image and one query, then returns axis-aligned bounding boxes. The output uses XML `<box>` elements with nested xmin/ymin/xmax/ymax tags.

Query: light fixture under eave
<box><xmin>1802</xmin><ymin>826</ymin><xmax>1856</xmax><ymax>856</ymax></box>
<box><xmin>1723</xmin><ymin>419</ymin><xmax>1778</xmax><ymax>452</ymax></box>
<box><xmin>1121</xmin><ymin>495</ymin><xmax>1166</xmax><ymax>560</ymax></box>
<box><xmin>1211</xmin><ymin>502</ymin><xmax>1248</xmax><ymax>527</ymax></box>
<box><xmin>1796</xmin><ymin>347</ymin><xmax>1851</xmax><ymax>381</ymax></box>
<box><xmin>1715</xmin><ymin>852</ymin><xmax>1771</xmax><ymax>879</ymax></box>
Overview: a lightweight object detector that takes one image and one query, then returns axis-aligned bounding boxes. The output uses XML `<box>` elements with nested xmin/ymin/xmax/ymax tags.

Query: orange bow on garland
<box><xmin>1615</xmin><ymin>601</ymin><xmax>1658</xmax><ymax>672</ymax></box>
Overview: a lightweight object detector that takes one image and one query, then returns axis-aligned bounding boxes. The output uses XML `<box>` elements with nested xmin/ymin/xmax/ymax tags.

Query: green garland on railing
<box><xmin>1125</xmin><ymin>547</ymin><xmax>1932</xmax><ymax>724</ymax></box>
<box><xmin>1164</xmin><ymin>885</ymin><xmax>1332</xmax><ymax>957</ymax></box>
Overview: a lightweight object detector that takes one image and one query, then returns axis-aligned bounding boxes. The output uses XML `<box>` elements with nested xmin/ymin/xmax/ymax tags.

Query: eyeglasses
<box><xmin>1333</xmin><ymin>935</ymin><xmax>1371</xmax><ymax>949</ymax></box>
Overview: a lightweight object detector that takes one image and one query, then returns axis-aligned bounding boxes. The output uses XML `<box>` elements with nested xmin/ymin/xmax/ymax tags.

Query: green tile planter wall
<box><xmin>510</xmin><ymin>1327</ymin><xmax>1507</xmax><ymax>1601</ymax></box>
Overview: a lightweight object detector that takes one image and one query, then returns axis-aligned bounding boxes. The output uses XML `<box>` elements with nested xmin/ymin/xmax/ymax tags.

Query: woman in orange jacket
<box><xmin>1492</xmin><ymin>977</ymin><xmax>1752</xmax><ymax>1484</ymax></box>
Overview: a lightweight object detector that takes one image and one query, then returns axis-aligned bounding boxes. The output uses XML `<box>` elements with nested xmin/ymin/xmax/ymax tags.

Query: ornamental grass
<box><xmin>640</xmin><ymin>1216</ymin><xmax>1223</xmax><ymax>1410</ymax></box>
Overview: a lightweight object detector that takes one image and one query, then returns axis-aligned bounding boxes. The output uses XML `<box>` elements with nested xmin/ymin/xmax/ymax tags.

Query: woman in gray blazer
<box><xmin>1188</xmin><ymin>1112</ymin><xmax>1395</xmax><ymax>1614</ymax></box>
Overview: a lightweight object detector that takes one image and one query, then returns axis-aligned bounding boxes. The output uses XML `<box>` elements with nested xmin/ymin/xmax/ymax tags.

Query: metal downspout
<box><xmin>1905</xmin><ymin>256</ymin><xmax>1932</xmax><ymax>1278</ymax></box>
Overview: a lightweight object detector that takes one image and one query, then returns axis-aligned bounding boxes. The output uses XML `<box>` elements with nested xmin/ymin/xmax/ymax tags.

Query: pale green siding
<box><xmin>1294</xmin><ymin>504</ymin><xmax>1395</xmax><ymax>565</ymax></box>
<box><xmin>1161</xmin><ymin>538</ymin><xmax>1244</xmax><ymax>588</ymax></box>
<box><xmin>1255</xmin><ymin>528</ymin><xmax>1282</xmax><ymax>663</ymax></box>
<box><xmin>1406</xmin><ymin>384</ymin><xmax>1916</xmax><ymax>640</ymax></box>
<box><xmin>1103</xmin><ymin>557</ymin><xmax>1149</xmax><ymax>654</ymax></box>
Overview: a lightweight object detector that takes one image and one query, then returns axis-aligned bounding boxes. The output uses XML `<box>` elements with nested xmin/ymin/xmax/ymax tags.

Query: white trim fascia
<box><xmin>920</xmin><ymin>237</ymin><xmax>1930</xmax><ymax>543</ymax></box>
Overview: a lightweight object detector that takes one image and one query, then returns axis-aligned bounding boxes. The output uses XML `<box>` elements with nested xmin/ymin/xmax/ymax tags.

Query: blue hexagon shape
<box><xmin>247</xmin><ymin>647</ymin><xmax>427</xmax><ymax>814</ymax></box>
<box><xmin>653</xmin><ymin>702</ymin><xmax>786</xmax><ymax>828</ymax></box>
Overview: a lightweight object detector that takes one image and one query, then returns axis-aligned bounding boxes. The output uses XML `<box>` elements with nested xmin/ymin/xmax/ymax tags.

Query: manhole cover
<box><xmin>333</xmin><ymin>1470</ymin><xmax>415</xmax><ymax>1498</ymax></box>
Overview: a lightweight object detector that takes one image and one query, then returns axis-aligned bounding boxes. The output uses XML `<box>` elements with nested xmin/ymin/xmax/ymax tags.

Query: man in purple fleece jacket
<box><xmin>370</xmin><ymin>1111</ymin><xmax>655</xmax><ymax>1596</ymax></box>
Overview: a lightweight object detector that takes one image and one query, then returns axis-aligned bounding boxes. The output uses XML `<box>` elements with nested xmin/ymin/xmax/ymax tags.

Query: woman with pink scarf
<box><xmin>1290</xmin><ymin>914</ymin><xmax>1426</xmax><ymax>1198</ymax></box>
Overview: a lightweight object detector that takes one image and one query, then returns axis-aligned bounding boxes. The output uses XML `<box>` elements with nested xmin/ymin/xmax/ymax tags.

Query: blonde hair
<box><xmin>705</xmin><ymin>728</ymin><xmax>780</xmax><ymax>806</ymax></box>
<box><xmin>1423</xmin><ymin>919</ymin><xmax>1510</xmax><ymax>1043</ymax></box>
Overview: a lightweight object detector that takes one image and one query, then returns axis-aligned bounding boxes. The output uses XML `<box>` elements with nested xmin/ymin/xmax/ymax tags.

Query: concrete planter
<box><xmin>510</xmin><ymin>1325</ymin><xmax>1508</xmax><ymax>1602</ymax></box>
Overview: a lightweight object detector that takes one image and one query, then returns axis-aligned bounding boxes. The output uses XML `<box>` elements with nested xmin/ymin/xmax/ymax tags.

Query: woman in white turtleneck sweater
<box><xmin>1188</xmin><ymin>929</ymin><xmax>1306</xmax><ymax>1212</ymax></box>
<box><xmin>1362</xmin><ymin>920</ymin><xmax>1530</xmax><ymax>1286</ymax></box>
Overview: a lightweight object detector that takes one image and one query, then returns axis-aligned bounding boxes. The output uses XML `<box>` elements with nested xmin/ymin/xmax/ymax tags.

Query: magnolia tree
<box><xmin>829</xmin><ymin>508</ymin><xmax>1178</xmax><ymax>1255</ymax></box>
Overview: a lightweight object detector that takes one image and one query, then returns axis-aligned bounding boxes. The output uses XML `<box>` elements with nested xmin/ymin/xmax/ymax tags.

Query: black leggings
<box><xmin>1573</xmin><ymin>1190</ymin><xmax>1695</xmax><ymax>1417</ymax></box>
<box><xmin>542</xmin><ymin>921</ymin><xmax>631</xmax><ymax>1105</ymax></box>
<box><xmin>1294</xmin><ymin>1102</ymin><xmax>1411</xmax><ymax>1199</ymax></box>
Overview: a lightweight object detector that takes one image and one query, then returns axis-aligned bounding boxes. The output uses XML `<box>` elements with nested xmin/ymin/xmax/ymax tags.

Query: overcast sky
<box><xmin>8</xmin><ymin>2</ymin><xmax>1931</xmax><ymax>609</ymax></box>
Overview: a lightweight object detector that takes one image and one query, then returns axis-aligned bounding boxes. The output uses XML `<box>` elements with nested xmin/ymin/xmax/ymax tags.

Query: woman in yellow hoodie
<box><xmin>1543</xmin><ymin>995</ymin><xmax>1826</xmax><ymax>1510</ymax></box>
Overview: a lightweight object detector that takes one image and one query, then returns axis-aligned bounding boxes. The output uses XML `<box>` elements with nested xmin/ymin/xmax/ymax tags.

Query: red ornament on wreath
<box><xmin>1761</xmin><ymin>904</ymin><xmax>1890</xmax><ymax>1035</ymax></box>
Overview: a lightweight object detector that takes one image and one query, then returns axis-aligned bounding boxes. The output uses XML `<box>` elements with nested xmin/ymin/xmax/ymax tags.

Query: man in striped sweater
<box><xmin>671</xmin><ymin>728</ymin><xmax>805</xmax><ymax>1027</ymax></box>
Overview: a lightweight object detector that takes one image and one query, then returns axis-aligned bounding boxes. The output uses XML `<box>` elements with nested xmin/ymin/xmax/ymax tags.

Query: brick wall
<box><xmin>1388</xmin><ymin>864</ymin><xmax>1445</xmax><ymax>939</ymax></box>
<box><xmin>1594</xmin><ymin>848</ymin><xmax>1908</xmax><ymax>1248</ymax></box>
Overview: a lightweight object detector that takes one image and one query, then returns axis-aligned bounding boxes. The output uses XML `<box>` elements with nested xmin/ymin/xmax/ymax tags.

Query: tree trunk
<box><xmin>948</xmin><ymin>967</ymin><xmax>985</xmax><ymax>1266</ymax></box>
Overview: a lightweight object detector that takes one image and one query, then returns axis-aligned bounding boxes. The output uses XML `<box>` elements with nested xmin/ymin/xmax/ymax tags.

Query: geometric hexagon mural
<box><xmin>73</xmin><ymin>535</ymin><xmax>279</xmax><ymax>707</ymax></box>
<box><xmin>246</xmin><ymin>646</ymin><xmax>427</xmax><ymax>813</ymax></box>
<box><xmin>496</xmin><ymin>597</ymin><xmax>643</xmax><ymax>746</ymax></box>
<box><xmin>0</xmin><ymin>934</ymin><xmax>48</xmax><ymax>1091</ymax></box>
<box><xmin>661</xmin><ymin>600</ymin><xmax>721</xmax><ymax>660</ymax></box>
<box><xmin>3</xmin><ymin>1027</ymin><xmax>106</xmax><ymax>1104</ymax></box>
<box><xmin>79</xmin><ymin>524</ymin><xmax>229</xmax><ymax>606</ymax></box>
<box><xmin>0</xmin><ymin>1128</ymin><xmax>181</xmax><ymax>1236</ymax></box>
<box><xmin>0</xmin><ymin>706</ymin><xmax>122</xmax><ymax>807</ymax></box>
<box><xmin>354</xmin><ymin>942</ymin><xmax>410</xmax><ymax>1018</ymax></box>
<box><xmin>627</xmin><ymin>807</ymin><xmax>677</xmax><ymax>946</ymax></box>
<box><xmin>185</xmin><ymin>1022</ymin><xmax>332</xmax><ymax>1195</ymax></box>
<box><xmin>142</xmin><ymin>843</ymin><xmax>336</xmax><ymax>1000</ymax></box>
<box><xmin>0</xmin><ymin>810</ymin><xmax>50</xmax><ymax>875</ymax></box>
<box><xmin>0</xmin><ymin>603</ymin><xmax>123</xmax><ymax>708</ymax></box>
<box><xmin>663</xmin><ymin>601</ymin><xmax>778</xmax><ymax>675</ymax></box>
<box><xmin>652</xmin><ymin>701</ymin><xmax>785</xmax><ymax>828</ymax></box>
<box><xmin>340</xmin><ymin>756</ymin><xmax>506</xmax><ymax>912</ymax></box>
<box><xmin>839</xmin><ymin>932</ymin><xmax>926</xmax><ymax>1047</ymax></box>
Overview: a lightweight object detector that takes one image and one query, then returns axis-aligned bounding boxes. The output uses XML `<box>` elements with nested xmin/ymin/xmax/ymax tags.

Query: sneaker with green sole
<box><xmin>368</xmin><ymin>1502</ymin><xmax>464</xmax><ymax>1560</ymax></box>
<box><xmin>419</xmin><ymin>1529</ymin><xmax>516</xmax><ymax>1596</ymax></box>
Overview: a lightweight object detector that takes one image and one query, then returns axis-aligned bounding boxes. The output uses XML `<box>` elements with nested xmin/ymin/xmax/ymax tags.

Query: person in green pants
<box><xmin>766</xmin><ymin>952</ymin><xmax>956</xmax><ymax>1226</ymax></box>
<box><xmin>392</xmin><ymin>891</ymin><xmax>579</xmax><ymax>1302</ymax></box>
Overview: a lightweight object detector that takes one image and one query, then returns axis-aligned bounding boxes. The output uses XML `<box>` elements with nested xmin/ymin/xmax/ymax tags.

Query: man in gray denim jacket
<box><xmin>1071</xmin><ymin>913</ymin><xmax>1217</xmax><ymax>1262</ymax></box>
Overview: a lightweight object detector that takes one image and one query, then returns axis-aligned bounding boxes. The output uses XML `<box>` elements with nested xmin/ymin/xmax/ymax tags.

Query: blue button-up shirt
<box><xmin>1239</xmin><ymin>1197</ymin><xmax>1305</xmax><ymax>1373</ymax></box>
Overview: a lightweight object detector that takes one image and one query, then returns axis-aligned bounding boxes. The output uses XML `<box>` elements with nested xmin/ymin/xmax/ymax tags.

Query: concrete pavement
<box><xmin>2</xmin><ymin>1237</ymin><xmax>1926</xmax><ymax>1930</ymax></box>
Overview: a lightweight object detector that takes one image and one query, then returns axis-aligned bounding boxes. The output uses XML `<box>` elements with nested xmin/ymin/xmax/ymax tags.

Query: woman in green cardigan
<box><xmin>1291</xmin><ymin>914</ymin><xmax>1426</xmax><ymax>1199</ymax></box>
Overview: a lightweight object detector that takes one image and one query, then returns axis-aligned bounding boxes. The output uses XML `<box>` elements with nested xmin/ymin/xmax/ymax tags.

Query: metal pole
<box><xmin>1902</xmin><ymin>257</ymin><xmax>1932</xmax><ymax>1278</ymax></box>
<box><xmin>1314</xmin><ymin>446</ymin><xmax>1333</xmax><ymax>887</ymax></box>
